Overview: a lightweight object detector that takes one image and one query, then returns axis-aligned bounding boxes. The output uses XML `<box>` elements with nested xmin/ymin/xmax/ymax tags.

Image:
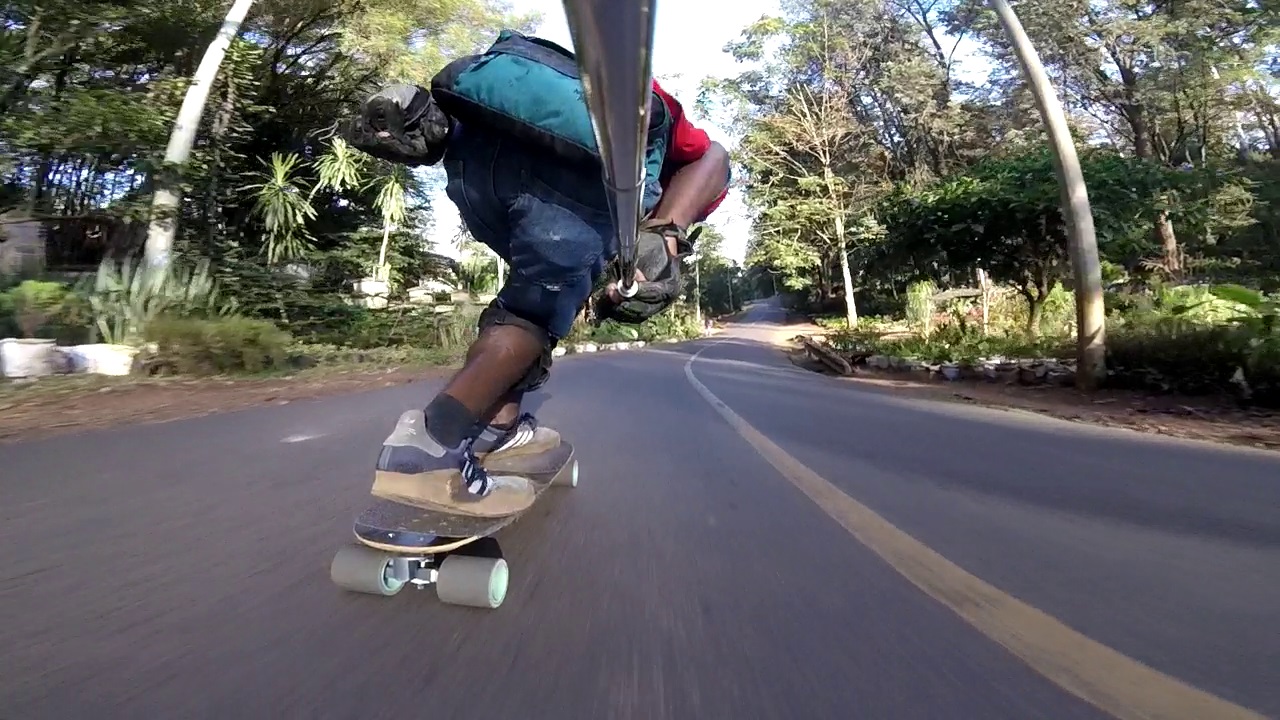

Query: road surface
<box><xmin>2</xmin><ymin>300</ymin><xmax>1277</xmax><ymax>719</ymax></box>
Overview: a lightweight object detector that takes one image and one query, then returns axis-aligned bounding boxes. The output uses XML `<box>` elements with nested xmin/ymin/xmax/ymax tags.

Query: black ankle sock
<box><xmin>424</xmin><ymin>394</ymin><xmax>480</xmax><ymax>448</ymax></box>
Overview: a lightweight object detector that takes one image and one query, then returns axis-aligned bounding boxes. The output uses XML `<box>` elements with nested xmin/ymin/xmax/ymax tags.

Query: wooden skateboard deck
<box><xmin>331</xmin><ymin>441</ymin><xmax>577</xmax><ymax>608</ymax></box>
<box><xmin>352</xmin><ymin>440</ymin><xmax>576</xmax><ymax>554</ymax></box>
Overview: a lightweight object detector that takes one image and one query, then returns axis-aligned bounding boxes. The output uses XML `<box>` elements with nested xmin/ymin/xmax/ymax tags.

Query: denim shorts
<box><xmin>443</xmin><ymin>123</ymin><xmax>621</xmax><ymax>340</ymax></box>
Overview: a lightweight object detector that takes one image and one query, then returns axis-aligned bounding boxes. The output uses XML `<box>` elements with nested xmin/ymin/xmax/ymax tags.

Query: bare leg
<box><xmin>370</xmin><ymin>323</ymin><xmax>544</xmax><ymax>518</ymax></box>
<box><xmin>480</xmin><ymin>391</ymin><xmax>524</xmax><ymax>429</ymax></box>
<box><xmin>442</xmin><ymin>325</ymin><xmax>541</xmax><ymax>419</ymax></box>
<box><xmin>471</xmin><ymin>376</ymin><xmax>562</xmax><ymax>463</ymax></box>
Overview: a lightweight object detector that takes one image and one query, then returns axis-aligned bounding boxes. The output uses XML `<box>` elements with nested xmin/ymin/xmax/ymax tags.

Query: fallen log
<box><xmin>799</xmin><ymin>336</ymin><xmax>853</xmax><ymax>376</ymax></box>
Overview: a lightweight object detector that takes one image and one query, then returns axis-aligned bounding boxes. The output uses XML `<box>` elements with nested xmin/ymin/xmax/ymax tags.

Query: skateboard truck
<box><xmin>387</xmin><ymin>555</ymin><xmax>438</xmax><ymax>588</ymax></box>
<box><xmin>331</xmin><ymin>538</ymin><xmax>511</xmax><ymax>609</ymax></box>
<box><xmin>331</xmin><ymin>442</ymin><xmax>578</xmax><ymax>610</ymax></box>
<box><xmin>561</xmin><ymin>0</ymin><xmax>657</xmax><ymax>299</ymax></box>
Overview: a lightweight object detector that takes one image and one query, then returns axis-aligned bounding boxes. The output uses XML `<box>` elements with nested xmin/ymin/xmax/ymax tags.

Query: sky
<box><xmin>424</xmin><ymin>0</ymin><xmax>993</xmax><ymax>264</ymax></box>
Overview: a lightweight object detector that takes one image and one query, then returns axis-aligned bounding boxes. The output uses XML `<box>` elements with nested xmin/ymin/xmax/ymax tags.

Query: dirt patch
<box><xmin>0</xmin><ymin>364</ymin><xmax>459</xmax><ymax>444</ymax></box>
<box><xmin>786</xmin><ymin>349</ymin><xmax>1280</xmax><ymax>451</ymax></box>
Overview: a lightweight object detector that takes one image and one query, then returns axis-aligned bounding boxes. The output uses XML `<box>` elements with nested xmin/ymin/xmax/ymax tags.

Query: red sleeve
<box><xmin>652</xmin><ymin>80</ymin><xmax>729</xmax><ymax>221</ymax></box>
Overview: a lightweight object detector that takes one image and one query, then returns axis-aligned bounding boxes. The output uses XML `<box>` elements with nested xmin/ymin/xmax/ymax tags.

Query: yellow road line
<box><xmin>684</xmin><ymin>345</ymin><xmax>1267</xmax><ymax>720</ymax></box>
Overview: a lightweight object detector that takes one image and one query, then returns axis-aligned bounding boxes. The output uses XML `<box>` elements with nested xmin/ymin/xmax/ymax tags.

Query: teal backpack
<box><xmin>431</xmin><ymin>30</ymin><xmax>671</xmax><ymax>212</ymax></box>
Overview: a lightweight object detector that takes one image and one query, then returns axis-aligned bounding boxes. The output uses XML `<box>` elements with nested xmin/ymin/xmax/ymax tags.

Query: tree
<box><xmin>144</xmin><ymin>0</ymin><xmax>256</xmax><ymax>269</ymax></box>
<box><xmin>955</xmin><ymin>0</ymin><xmax>1276</xmax><ymax>278</ymax></box>
<box><xmin>719</xmin><ymin>3</ymin><xmax>896</xmax><ymax>326</ymax></box>
<box><xmin>747</xmin><ymin>84</ymin><xmax>882</xmax><ymax>328</ymax></box>
<box><xmin>986</xmin><ymin>0</ymin><xmax>1106</xmax><ymax>384</ymax></box>
<box><xmin>878</xmin><ymin>149</ymin><xmax>1202</xmax><ymax>335</ymax></box>
<box><xmin>683</xmin><ymin>224</ymin><xmax>742</xmax><ymax>319</ymax></box>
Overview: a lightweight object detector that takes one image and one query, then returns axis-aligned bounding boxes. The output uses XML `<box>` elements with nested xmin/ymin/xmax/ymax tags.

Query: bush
<box><xmin>0</xmin><ymin>279</ymin><xmax>95</xmax><ymax>343</ymax></box>
<box><xmin>87</xmin><ymin>257</ymin><xmax>234</xmax><ymax>345</ymax></box>
<box><xmin>563</xmin><ymin>304</ymin><xmax>703</xmax><ymax>344</ymax></box>
<box><xmin>815</xmin><ymin>315</ymin><xmax>902</xmax><ymax>334</ymax></box>
<box><xmin>1103</xmin><ymin>284</ymin><xmax>1280</xmax><ymax>403</ymax></box>
<box><xmin>271</xmin><ymin>294</ymin><xmax>481</xmax><ymax>351</ymax></box>
<box><xmin>1</xmin><ymin>280</ymin><xmax>69</xmax><ymax>338</ymax></box>
<box><xmin>145</xmin><ymin>316</ymin><xmax>292</xmax><ymax>375</ymax></box>
<box><xmin>1105</xmin><ymin>324</ymin><xmax>1242</xmax><ymax>394</ymax></box>
<box><xmin>629</xmin><ymin>306</ymin><xmax>702</xmax><ymax>341</ymax></box>
<box><xmin>289</xmin><ymin>343</ymin><xmax>460</xmax><ymax>368</ymax></box>
<box><xmin>828</xmin><ymin>322</ymin><xmax>1071</xmax><ymax>365</ymax></box>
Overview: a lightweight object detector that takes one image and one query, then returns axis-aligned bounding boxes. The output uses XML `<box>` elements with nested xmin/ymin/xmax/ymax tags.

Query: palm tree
<box><xmin>371</xmin><ymin>166</ymin><xmax>409</xmax><ymax>282</ymax></box>
<box><xmin>243</xmin><ymin>152</ymin><xmax>315</xmax><ymax>266</ymax></box>
<box><xmin>313</xmin><ymin>138</ymin><xmax>410</xmax><ymax>284</ymax></box>
<box><xmin>311</xmin><ymin>137</ymin><xmax>365</xmax><ymax>198</ymax></box>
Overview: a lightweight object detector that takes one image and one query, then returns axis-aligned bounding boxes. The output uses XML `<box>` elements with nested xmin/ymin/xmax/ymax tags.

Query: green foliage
<box><xmin>145</xmin><ymin>316</ymin><xmax>292</xmax><ymax>376</ymax></box>
<box><xmin>244</xmin><ymin>153</ymin><xmax>318</xmax><ymax>266</ymax></box>
<box><xmin>905</xmin><ymin>281</ymin><xmax>935</xmax><ymax>336</ymax></box>
<box><xmin>830</xmin><ymin>280</ymin><xmax>1280</xmax><ymax>405</ymax></box>
<box><xmin>290</xmin><ymin>343</ymin><xmax>462</xmax><ymax>368</ymax></box>
<box><xmin>267</xmin><ymin>296</ymin><xmax>482</xmax><ymax>351</ymax></box>
<box><xmin>87</xmin><ymin>258</ymin><xmax>234</xmax><ymax>345</ymax></box>
<box><xmin>1102</xmin><ymin>282</ymin><xmax>1280</xmax><ymax>403</ymax></box>
<box><xmin>455</xmin><ymin>254</ymin><xmax>500</xmax><ymax>295</ymax></box>
<box><xmin>565</xmin><ymin>305</ymin><xmax>703</xmax><ymax>345</ymax></box>
<box><xmin>1</xmin><ymin>280</ymin><xmax>70</xmax><ymax>338</ymax></box>
<box><xmin>829</xmin><ymin>322</ymin><xmax>1072</xmax><ymax>366</ymax></box>
<box><xmin>683</xmin><ymin>225</ymin><xmax>745</xmax><ymax>318</ymax></box>
<box><xmin>880</xmin><ymin>150</ymin><xmax>1165</xmax><ymax>289</ymax></box>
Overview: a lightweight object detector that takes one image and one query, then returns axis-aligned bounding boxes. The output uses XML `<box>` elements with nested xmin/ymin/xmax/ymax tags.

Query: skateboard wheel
<box><xmin>330</xmin><ymin>545</ymin><xmax>406</xmax><ymax>596</ymax></box>
<box><xmin>552</xmin><ymin>459</ymin><xmax>579</xmax><ymax>488</ymax></box>
<box><xmin>435</xmin><ymin>555</ymin><xmax>509</xmax><ymax>609</ymax></box>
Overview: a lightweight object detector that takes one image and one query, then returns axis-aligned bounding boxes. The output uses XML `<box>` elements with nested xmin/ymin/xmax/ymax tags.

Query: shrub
<box><xmin>87</xmin><ymin>257</ymin><xmax>234</xmax><ymax>345</ymax></box>
<box><xmin>629</xmin><ymin>306</ymin><xmax>702</xmax><ymax>342</ymax></box>
<box><xmin>563</xmin><ymin>304</ymin><xmax>703</xmax><ymax>344</ymax></box>
<box><xmin>1105</xmin><ymin>324</ymin><xmax>1242</xmax><ymax>395</ymax></box>
<box><xmin>145</xmin><ymin>316</ymin><xmax>292</xmax><ymax>375</ymax></box>
<box><xmin>828</xmin><ymin>322</ymin><xmax>1072</xmax><ymax>365</ymax></box>
<box><xmin>289</xmin><ymin>342</ymin><xmax>460</xmax><ymax>368</ymax></box>
<box><xmin>2</xmin><ymin>280</ymin><xmax>69</xmax><ymax>338</ymax></box>
<box><xmin>276</xmin><ymin>295</ymin><xmax>481</xmax><ymax>351</ymax></box>
<box><xmin>905</xmin><ymin>280</ymin><xmax>935</xmax><ymax>334</ymax></box>
<box><xmin>0</xmin><ymin>286</ymin><xmax>14</xmax><ymax>337</ymax></box>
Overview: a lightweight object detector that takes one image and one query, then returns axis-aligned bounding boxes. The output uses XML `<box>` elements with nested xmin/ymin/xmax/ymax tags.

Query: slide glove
<box><xmin>342</xmin><ymin>84</ymin><xmax>452</xmax><ymax>167</ymax></box>
<box><xmin>597</xmin><ymin>218</ymin><xmax>702</xmax><ymax>325</ymax></box>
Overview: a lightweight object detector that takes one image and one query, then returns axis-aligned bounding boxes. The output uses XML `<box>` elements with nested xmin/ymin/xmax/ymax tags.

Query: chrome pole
<box><xmin>560</xmin><ymin>0</ymin><xmax>658</xmax><ymax>298</ymax></box>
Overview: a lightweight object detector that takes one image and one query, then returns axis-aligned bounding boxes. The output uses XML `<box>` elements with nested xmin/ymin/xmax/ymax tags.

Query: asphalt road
<box><xmin>2</xmin><ymin>300</ymin><xmax>1277</xmax><ymax>719</ymax></box>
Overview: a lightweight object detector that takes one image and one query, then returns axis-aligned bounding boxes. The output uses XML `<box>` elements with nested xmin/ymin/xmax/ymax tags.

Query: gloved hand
<box><xmin>596</xmin><ymin>218</ymin><xmax>701</xmax><ymax>324</ymax></box>
<box><xmin>341</xmin><ymin>84</ymin><xmax>452</xmax><ymax>167</ymax></box>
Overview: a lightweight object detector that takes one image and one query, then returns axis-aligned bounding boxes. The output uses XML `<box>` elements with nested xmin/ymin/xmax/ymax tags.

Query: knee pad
<box><xmin>477</xmin><ymin>303</ymin><xmax>555</xmax><ymax>392</ymax></box>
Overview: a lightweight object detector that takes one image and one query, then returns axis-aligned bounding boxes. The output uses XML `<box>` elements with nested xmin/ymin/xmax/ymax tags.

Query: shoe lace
<box><xmin>492</xmin><ymin>414</ymin><xmax>538</xmax><ymax>453</ymax></box>
<box><xmin>460</xmin><ymin>442</ymin><xmax>490</xmax><ymax>495</ymax></box>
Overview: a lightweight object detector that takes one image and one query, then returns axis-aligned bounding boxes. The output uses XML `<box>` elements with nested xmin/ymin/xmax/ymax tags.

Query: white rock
<box><xmin>0</xmin><ymin>338</ymin><xmax>56</xmax><ymax>379</ymax></box>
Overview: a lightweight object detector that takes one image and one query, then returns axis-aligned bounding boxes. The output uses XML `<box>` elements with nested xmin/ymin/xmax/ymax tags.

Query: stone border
<box><xmin>800</xmin><ymin>335</ymin><xmax>1078</xmax><ymax>386</ymax></box>
<box><xmin>552</xmin><ymin>337</ymin><xmax>687</xmax><ymax>358</ymax></box>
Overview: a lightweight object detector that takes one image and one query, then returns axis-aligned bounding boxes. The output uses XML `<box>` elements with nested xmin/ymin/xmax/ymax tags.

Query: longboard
<box><xmin>330</xmin><ymin>441</ymin><xmax>577</xmax><ymax>610</ymax></box>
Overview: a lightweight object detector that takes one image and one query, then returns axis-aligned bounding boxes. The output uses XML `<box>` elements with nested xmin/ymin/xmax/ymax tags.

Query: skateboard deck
<box><xmin>330</xmin><ymin>441</ymin><xmax>577</xmax><ymax>609</ymax></box>
<box><xmin>354</xmin><ymin>440</ymin><xmax>576</xmax><ymax>552</ymax></box>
